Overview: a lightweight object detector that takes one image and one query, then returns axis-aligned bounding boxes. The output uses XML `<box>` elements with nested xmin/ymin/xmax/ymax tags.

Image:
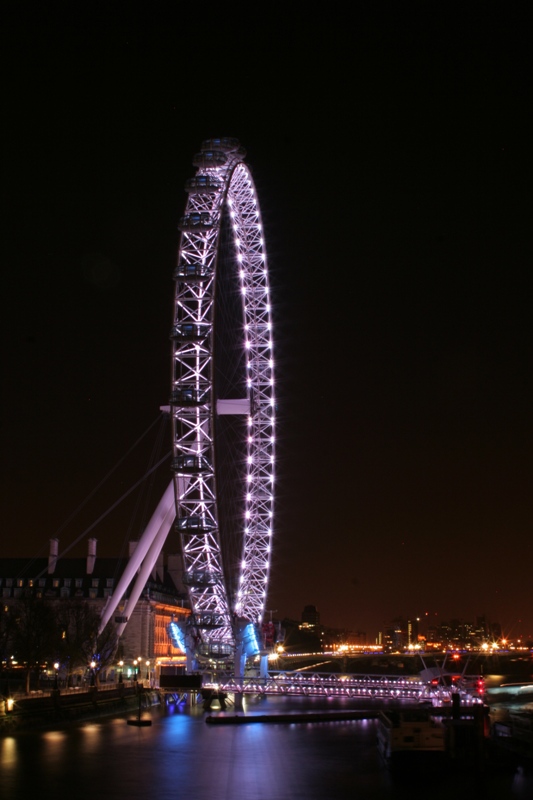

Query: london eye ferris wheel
<box><xmin>99</xmin><ymin>139</ymin><xmax>276</xmax><ymax>667</ymax></box>
<box><xmin>171</xmin><ymin>138</ymin><xmax>276</xmax><ymax>660</ymax></box>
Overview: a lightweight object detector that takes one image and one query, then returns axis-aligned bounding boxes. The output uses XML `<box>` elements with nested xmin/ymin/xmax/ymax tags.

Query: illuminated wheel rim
<box><xmin>171</xmin><ymin>139</ymin><xmax>275</xmax><ymax>654</ymax></box>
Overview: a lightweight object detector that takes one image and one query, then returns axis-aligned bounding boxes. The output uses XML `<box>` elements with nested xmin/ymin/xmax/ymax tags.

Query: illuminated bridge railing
<box><xmin>203</xmin><ymin>672</ymin><xmax>425</xmax><ymax>699</ymax></box>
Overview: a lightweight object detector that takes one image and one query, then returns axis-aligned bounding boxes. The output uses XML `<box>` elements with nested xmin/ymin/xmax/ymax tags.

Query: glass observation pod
<box><xmin>171</xmin><ymin>455</ymin><xmax>212</xmax><ymax>474</ymax></box>
<box><xmin>185</xmin><ymin>175</ymin><xmax>222</xmax><ymax>194</ymax></box>
<box><xmin>197</xmin><ymin>642</ymin><xmax>232</xmax><ymax>658</ymax></box>
<box><xmin>170</xmin><ymin>386</ymin><xmax>210</xmax><ymax>406</ymax></box>
<box><xmin>182</xmin><ymin>570</ymin><xmax>219</xmax><ymax>588</ymax></box>
<box><xmin>175</xmin><ymin>515</ymin><xmax>215</xmax><ymax>534</ymax></box>
<box><xmin>191</xmin><ymin>613</ymin><xmax>225</xmax><ymax>629</ymax></box>
<box><xmin>178</xmin><ymin>212</ymin><xmax>215</xmax><ymax>231</ymax></box>
<box><xmin>170</xmin><ymin>323</ymin><xmax>210</xmax><ymax>342</ymax></box>
<box><xmin>192</xmin><ymin>150</ymin><xmax>228</xmax><ymax>169</ymax></box>
<box><xmin>201</xmin><ymin>137</ymin><xmax>246</xmax><ymax>156</ymax></box>
<box><xmin>173</xmin><ymin>263</ymin><xmax>214</xmax><ymax>282</ymax></box>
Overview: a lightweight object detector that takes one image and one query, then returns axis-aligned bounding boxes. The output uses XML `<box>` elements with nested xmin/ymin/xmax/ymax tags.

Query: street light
<box><xmin>145</xmin><ymin>660</ymin><xmax>150</xmax><ymax>681</ymax></box>
<box><xmin>54</xmin><ymin>662</ymin><xmax>59</xmax><ymax>690</ymax></box>
<box><xmin>118</xmin><ymin>660</ymin><xmax>124</xmax><ymax>683</ymax></box>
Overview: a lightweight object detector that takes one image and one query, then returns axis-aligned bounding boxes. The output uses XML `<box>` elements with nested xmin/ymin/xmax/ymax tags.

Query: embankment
<box><xmin>0</xmin><ymin>685</ymin><xmax>160</xmax><ymax>733</ymax></box>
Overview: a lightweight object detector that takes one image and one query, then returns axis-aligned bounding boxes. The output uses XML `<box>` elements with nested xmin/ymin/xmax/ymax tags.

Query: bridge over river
<box><xmin>209</xmin><ymin>671</ymin><xmax>426</xmax><ymax>699</ymax></box>
<box><xmin>161</xmin><ymin>671</ymin><xmax>426</xmax><ymax>700</ymax></box>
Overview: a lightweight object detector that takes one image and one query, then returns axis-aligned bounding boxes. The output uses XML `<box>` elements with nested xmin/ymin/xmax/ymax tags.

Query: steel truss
<box><xmin>171</xmin><ymin>138</ymin><xmax>275</xmax><ymax>652</ymax></box>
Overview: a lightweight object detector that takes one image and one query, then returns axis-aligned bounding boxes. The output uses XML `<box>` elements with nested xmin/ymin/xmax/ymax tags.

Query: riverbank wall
<box><xmin>0</xmin><ymin>685</ymin><xmax>160</xmax><ymax>734</ymax></box>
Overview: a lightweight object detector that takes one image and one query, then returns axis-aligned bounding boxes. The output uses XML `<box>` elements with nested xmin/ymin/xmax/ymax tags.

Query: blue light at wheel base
<box><xmin>242</xmin><ymin>623</ymin><xmax>260</xmax><ymax>657</ymax></box>
<box><xmin>168</xmin><ymin>621</ymin><xmax>186</xmax><ymax>653</ymax></box>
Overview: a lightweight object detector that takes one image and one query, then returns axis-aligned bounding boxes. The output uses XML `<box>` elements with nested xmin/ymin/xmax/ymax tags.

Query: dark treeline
<box><xmin>1</xmin><ymin>593</ymin><xmax>117</xmax><ymax>693</ymax></box>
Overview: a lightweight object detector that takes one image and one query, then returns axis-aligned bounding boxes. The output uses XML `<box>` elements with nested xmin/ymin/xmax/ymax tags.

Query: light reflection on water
<box><xmin>0</xmin><ymin>736</ymin><xmax>17</xmax><ymax>766</ymax></box>
<box><xmin>1</xmin><ymin>696</ymin><xmax>531</xmax><ymax>800</ymax></box>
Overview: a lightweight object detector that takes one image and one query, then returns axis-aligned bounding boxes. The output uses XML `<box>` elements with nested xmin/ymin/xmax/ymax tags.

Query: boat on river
<box><xmin>377</xmin><ymin>709</ymin><xmax>447</xmax><ymax>762</ymax></box>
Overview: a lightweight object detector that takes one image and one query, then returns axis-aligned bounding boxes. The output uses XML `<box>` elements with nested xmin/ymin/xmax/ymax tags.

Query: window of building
<box><xmin>91</xmin><ymin>579</ymin><xmax>99</xmax><ymax>588</ymax></box>
<box><xmin>39</xmin><ymin>579</ymin><xmax>46</xmax><ymax>587</ymax></box>
<box><xmin>2</xmin><ymin>589</ymin><xmax>11</xmax><ymax>598</ymax></box>
<box><xmin>75</xmin><ymin>578</ymin><xmax>83</xmax><ymax>588</ymax></box>
<box><xmin>89</xmin><ymin>588</ymin><xmax>97</xmax><ymax>599</ymax></box>
<box><xmin>64</xmin><ymin>579</ymin><xmax>71</xmax><ymax>587</ymax></box>
<box><xmin>17</xmin><ymin>579</ymin><xmax>24</xmax><ymax>587</ymax></box>
<box><xmin>106</xmin><ymin>578</ymin><xmax>114</xmax><ymax>588</ymax></box>
<box><xmin>60</xmin><ymin>587</ymin><xmax>70</xmax><ymax>598</ymax></box>
<box><xmin>6</xmin><ymin>579</ymin><xmax>13</xmax><ymax>588</ymax></box>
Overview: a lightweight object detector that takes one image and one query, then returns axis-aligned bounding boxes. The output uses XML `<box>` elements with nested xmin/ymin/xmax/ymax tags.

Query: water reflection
<box><xmin>1</xmin><ymin>698</ymin><xmax>531</xmax><ymax>800</ymax></box>
<box><xmin>1</xmin><ymin>736</ymin><xmax>17</xmax><ymax>766</ymax></box>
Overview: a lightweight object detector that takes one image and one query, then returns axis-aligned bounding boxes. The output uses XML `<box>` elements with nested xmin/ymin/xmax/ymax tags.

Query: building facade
<box><xmin>0</xmin><ymin>538</ymin><xmax>190</xmax><ymax>675</ymax></box>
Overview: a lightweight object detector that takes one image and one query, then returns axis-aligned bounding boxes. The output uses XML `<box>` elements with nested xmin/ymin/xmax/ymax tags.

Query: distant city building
<box><xmin>407</xmin><ymin>618</ymin><xmax>419</xmax><ymax>647</ymax></box>
<box><xmin>380</xmin><ymin>617</ymin><xmax>407</xmax><ymax>652</ymax></box>
<box><xmin>301</xmin><ymin>604</ymin><xmax>320</xmax><ymax>627</ymax></box>
<box><xmin>379</xmin><ymin>613</ymin><xmax>526</xmax><ymax>651</ymax></box>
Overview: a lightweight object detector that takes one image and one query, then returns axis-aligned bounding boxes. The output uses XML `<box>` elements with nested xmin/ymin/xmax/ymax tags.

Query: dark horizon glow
<box><xmin>3</xmin><ymin>9</ymin><xmax>532</xmax><ymax>642</ymax></box>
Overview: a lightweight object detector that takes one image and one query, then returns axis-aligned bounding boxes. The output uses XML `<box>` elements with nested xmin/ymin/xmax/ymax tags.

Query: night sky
<box><xmin>3</xmin><ymin>7</ymin><xmax>532</xmax><ymax>641</ymax></box>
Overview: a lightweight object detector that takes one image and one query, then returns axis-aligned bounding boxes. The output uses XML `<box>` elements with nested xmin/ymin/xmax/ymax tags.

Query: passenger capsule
<box><xmin>201</xmin><ymin>137</ymin><xmax>245</xmax><ymax>156</ymax></box>
<box><xmin>173</xmin><ymin>263</ymin><xmax>214</xmax><ymax>282</ymax></box>
<box><xmin>175</xmin><ymin>515</ymin><xmax>215</xmax><ymax>534</ymax></box>
<box><xmin>185</xmin><ymin>175</ymin><xmax>222</xmax><ymax>193</ymax></box>
<box><xmin>170</xmin><ymin>386</ymin><xmax>210</xmax><ymax>406</ymax></box>
<box><xmin>192</xmin><ymin>150</ymin><xmax>228</xmax><ymax>169</ymax></box>
<box><xmin>197</xmin><ymin>641</ymin><xmax>232</xmax><ymax>657</ymax></box>
<box><xmin>178</xmin><ymin>212</ymin><xmax>215</xmax><ymax>232</ymax></box>
<box><xmin>171</xmin><ymin>455</ymin><xmax>212</xmax><ymax>474</ymax></box>
<box><xmin>182</xmin><ymin>570</ymin><xmax>218</xmax><ymax>588</ymax></box>
<box><xmin>191</xmin><ymin>614</ymin><xmax>225</xmax><ymax>629</ymax></box>
<box><xmin>170</xmin><ymin>323</ymin><xmax>210</xmax><ymax>342</ymax></box>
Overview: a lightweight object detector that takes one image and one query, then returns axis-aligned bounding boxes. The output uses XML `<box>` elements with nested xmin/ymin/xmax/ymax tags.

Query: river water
<box><xmin>1</xmin><ymin>695</ymin><xmax>531</xmax><ymax>800</ymax></box>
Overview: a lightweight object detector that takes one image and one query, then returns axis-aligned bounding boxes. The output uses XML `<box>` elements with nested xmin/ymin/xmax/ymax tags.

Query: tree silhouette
<box><xmin>10</xmin><ymin>593</ymin><xmax>57</xmax><ymax>693</ymax></box>
<box><xmin>55</xmin><ymin>599</ymin><xmax>102</xmax><ymax>685</ymax></box>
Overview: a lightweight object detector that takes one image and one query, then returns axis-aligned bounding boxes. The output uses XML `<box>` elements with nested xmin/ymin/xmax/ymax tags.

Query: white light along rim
<box><xmin>171</xmin><ymin>139</ymin><xmax>275</xmax><ymax>649</ymax></box>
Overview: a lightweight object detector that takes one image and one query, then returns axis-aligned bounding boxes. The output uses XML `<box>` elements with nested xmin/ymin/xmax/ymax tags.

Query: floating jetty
<box><xmin>205</xmin><ymin>710</ymin><xmax>377</xmax><ymax>725</ymax></box>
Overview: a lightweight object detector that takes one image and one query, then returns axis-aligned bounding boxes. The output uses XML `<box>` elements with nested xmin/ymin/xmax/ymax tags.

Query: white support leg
<box><xmin>99</xmin><ymin>480</ymin><xmax>175</xmax><ymax>633</ymax></box>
